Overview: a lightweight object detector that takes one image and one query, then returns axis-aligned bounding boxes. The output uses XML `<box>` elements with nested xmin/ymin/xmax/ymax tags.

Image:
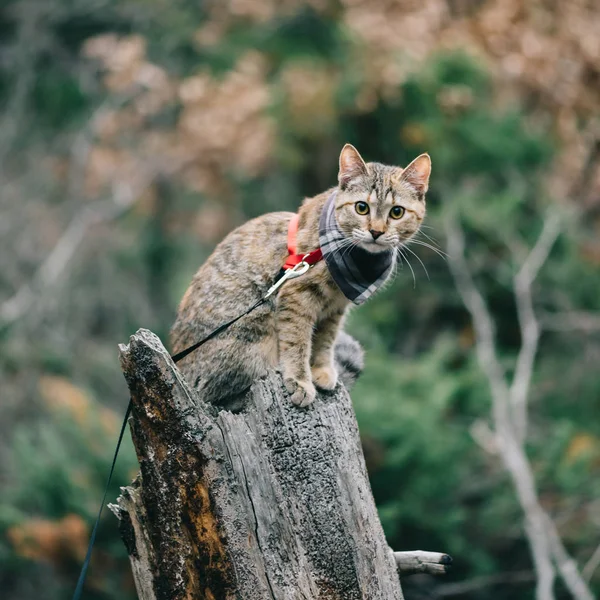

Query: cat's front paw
<box><xmin>311</xmin><ymin>365</ymin><xmax>338</xmax><ymax>391</ymax></box>
<box><xmin>284</xmin><ymin>378</ymin><xmax>316</xmax><ymax>408</ymax></box>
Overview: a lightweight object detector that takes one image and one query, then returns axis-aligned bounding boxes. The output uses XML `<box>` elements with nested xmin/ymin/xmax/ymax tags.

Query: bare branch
<box><xmin>540</xmin><ymin>311</ymin><xmax>600</xmax><ymax>333</ymax></box>
<box><xmin>392</xmin><ymin>550</ymin><xmax>452</xmax><ymax>577</ymax></box>
<box><xmin>544</xmin><ymin>516</ymin><xmax>595</xmax><ymax>600</ymax></box>
<box><xmin>503</xmin><ymin>434</ymin><xmax>557</xmax><ymax>600</ymax></box>
<box><xmin>0</xmin><ymin>2</ymin><xmax>51</xmax><ymax>167</ymax></box>
<box><xmin>0</xmin><ymin>199</ymin><xmax>130</xmax><ymax>326</ymax></box>
<box><xmin>444</xmin><ymin>215</ymin><xmax>511</xmax><ymax>436</ymax></box>
<box><xmin>0</xmin><ymin>84</ymin><xmax>191</xmax><ymax>328</ymax></box>
<box><xmin>469</xmin><ymin>419</ymin><xmax>499</xmax><ymax>455</ymax></box>
<box><xmin>0</xmin><ymin>157</ymin><xmax>162</xmax><ymax>326</ymax></box>
<box><xmin>445</xmin><ymin>213</ymin><xmax>594</xmax><ymax>600</ymax></box>
<box><xmin>583</xmin><ymin>541</ymin><xmax>600</xmax><ymax>582</ymax></box>
<box><xmin>510</xmin><ymin>214</ymin><xmax>561</xmax><ymax>442</ymax></box>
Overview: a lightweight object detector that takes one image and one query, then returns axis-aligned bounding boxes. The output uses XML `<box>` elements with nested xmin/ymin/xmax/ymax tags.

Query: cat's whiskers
<box><xmin>397</xmin><ymin>246</ymin><xmax>416</xmax><ymax>288</ymax></box>
<box><xmin>402</xmin><ymin>243</ymin><xmax>430</xmax><ymax>280</ymax></box>
<box><xmin>325</xmin><ymin>234</ymin><xmax>356</xmax><ymax>250</ymax></box>
<box><xmin>338</xmin><ymin>246</ymin><xmax>355</xmax><ymax>262</ymax></box>
<box><xmin>407</xmin><ymin>239</ymin><xmax>448</xmax><ymax>260</ymax></box>
<box><xmin>391</xmin><ymin>247</ymin><xmax>404</xmax><ymax>278</ymax></box>
<box><xmin>333</xmin><ymin>235</ymin><xmax>357</xmax><ymax>247</ymax></box>
<box><xmin>351</xmin><ymin>229</ymin><xmax>370</xmax><ymax>243</ymax></box>
<box><xmin>331</xmin><ymin>240</ymin><xmax>354</xmax><ymax>256</ymax></box>
<box><xmin>330</xmin><ymin>236</ymin><xmax>362</xmax><ymax>261</ymax></box>
<box><xmin>415</xmin><ymin>229</ymin><xmax>442</xmax><ymax>249</ymax></box>
<box><xmin>341</xmin><ymin>239</ymin><xmax>363</xmax><ymax>261</ymax></box>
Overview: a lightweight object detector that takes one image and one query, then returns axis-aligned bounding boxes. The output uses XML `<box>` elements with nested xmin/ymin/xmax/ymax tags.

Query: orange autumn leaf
<box><xmin>7</xmin><ymin>514</ymin><xmax>88</xmax><ymax>567</ymax></box>
<box><xmin>38</xmin><ymin>375</ymin><xmax>118</xmax><ymax>436</ymax></box>
<box><xmin>565</xmin><ymin>433</ymin><xmax>599</xmax><ymax>464</ymax></box>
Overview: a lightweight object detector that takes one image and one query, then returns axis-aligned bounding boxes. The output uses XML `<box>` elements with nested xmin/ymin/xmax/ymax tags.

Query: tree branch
<box><xmin>445</xmin><ymin>214</ymin><xmax>594</xmax><ymax>600</ymax></box>
<box><xmin>0</xmin><ymin>100</ymin><xmax>190</xmax><ymax>328</ymax></box>
<box><xmin>540</xmin><ymin>311</ymin><xmax>600</xmax><ymax>333</ymax></box>
<box><xmin>0</xmin><ymin>194</ymin><xmax>135</xmax><ymax>326</ymax></box>
<box><xmin>392</xmin><ymin>551</ymin><xmax>452</xmax><ymax>576</ymax></box>
<box><xmin>544</xmin><ymin>515</ymin><xmax>596</xmax><ymax>600</ymax></box>
<box><xmin>0</xmin><ymin>2</ymin><xmax>51</xmax><ymax>168</ymax></box>
<box><xmin>510</xmin><ymin>214</ymin><xmax>561</xmax><ymax>443</ymax></box>
<box><xmin>583</xmin><ymin>541</ymin><xmax>600</xmax><ymax>582</ymax></box>
<box><xmin>444</xmin><ymin>215</ymin><xmax>512</xmax><ymax>436</ymax></box>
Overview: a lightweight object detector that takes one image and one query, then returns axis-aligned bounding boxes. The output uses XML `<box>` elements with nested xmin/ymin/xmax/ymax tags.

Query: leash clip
<box><xmin>265</xmin><ymin>259</ymin><xmax>310</xmax><ymax>299</ymax></box>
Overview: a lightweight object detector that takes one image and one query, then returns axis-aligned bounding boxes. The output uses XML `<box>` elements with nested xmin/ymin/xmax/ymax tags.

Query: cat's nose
<box><xmin>369</xmin><ymin>229</ymin><xmax>384</xmax><ymax>240</ymax></box>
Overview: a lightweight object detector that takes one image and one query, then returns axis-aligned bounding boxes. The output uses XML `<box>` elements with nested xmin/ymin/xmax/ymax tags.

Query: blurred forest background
<box><xmin>0</xmin><ymin>0</ymin><xmax>599</xmax><ymax>599</ymax></box>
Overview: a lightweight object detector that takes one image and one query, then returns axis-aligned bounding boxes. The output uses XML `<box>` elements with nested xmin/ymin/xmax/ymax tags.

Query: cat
<box><xmin>170</xmin><ymin>144</ymin><xmax>430</xmax><ymax>410</ymax></box>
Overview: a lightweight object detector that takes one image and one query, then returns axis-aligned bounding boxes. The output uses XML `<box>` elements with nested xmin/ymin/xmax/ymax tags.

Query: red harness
<box><xmin>282</xmin><ymin>214</ymin><xmax>323</xmax><ymax>270</ymax></box>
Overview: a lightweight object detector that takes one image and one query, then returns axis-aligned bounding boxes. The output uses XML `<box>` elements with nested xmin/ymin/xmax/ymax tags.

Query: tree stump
<box><xmin>111</xmin><ymin>328</ymin><xmax>406</xmax><ymax>599</ymax></box>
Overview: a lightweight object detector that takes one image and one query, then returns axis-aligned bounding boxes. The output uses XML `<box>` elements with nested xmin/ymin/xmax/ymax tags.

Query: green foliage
<box><xmin>351</xmin><ymin>337</ymin><xmax>502</xmax><ymax>572</ymax></box>
<box><xmin>1</xmin><ymin>1</ymin><xmax>599</xmax><ymax>599</ymax></box>
<box><xmin>0</xmin><ymin>391</ymin><xmax>136</xmax><ymax>600</ymax></box>
<box><xmin>33</xmin><ymin>70</ymin><xmax>88</xmax><ymax>129</ymax></box>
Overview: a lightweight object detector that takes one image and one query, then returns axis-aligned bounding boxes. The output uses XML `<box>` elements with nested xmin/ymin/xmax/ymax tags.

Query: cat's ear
<box><xmin>398</xmin><ymin>153</ymin><xmax>431</xmax><ymax>199</ymax></box>
<box><xmin>338</xmin><ymin>144</ymin><xmax>369</xmax><ymax>188</ymax></box>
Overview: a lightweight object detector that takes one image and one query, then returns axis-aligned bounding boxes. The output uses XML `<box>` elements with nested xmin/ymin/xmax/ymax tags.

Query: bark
<box><xmin>110</xmin><ymin>328</ymin><xmax>405</xmax><ymax>600</ymax></box>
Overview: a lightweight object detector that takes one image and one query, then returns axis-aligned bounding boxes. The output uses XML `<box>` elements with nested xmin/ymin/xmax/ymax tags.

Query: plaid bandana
<box><xmin>318</xmin><ymin>192</ymin><xmax>395</xmax><ymax>305</ymax></box>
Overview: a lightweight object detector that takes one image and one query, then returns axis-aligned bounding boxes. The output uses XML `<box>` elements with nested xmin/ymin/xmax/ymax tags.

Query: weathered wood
<box><xmin>393</xmin><ymin>551</ymin><xmax>453</xmax><ymax>576</ymax></box>
<box><xmin>111</xmin><ymin>328</ymin><xmax>405</xmax><ymax>599</ymax></box>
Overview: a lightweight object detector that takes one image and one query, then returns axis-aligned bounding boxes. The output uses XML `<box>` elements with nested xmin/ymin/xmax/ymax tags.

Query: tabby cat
<box><xmin>171</xmin><ymin>144</ymin><xmax>430</xmax><ymax>409</ymax></box>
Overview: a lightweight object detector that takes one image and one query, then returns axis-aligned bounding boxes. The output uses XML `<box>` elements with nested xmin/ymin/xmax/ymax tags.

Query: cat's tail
<box><xmin>334</xmin><ymin>331</ymin><xmax>364</xmax><ymax>391</ymax></box>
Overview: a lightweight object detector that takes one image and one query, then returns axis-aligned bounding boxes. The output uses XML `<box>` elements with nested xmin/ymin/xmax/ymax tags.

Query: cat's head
<box><xmin>334</xmin><ymin>144</ymin><xmax>430</xmax><ymax>253</ymax></box>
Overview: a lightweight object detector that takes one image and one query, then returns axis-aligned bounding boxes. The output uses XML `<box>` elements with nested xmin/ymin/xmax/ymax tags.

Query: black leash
<box><xmin>170</xmin><ymin>296</ymin><xmax>267</xmax><ymax>363</ymax></box>
<box><xmin>71</xmin><ymin>400</ymin><xmax>131</xmax><ymax>600</ymax></box>
<box><xmin>72</xmin><ymin>261</ymin><xmax>310</xmax><ymax>600</ymax></box>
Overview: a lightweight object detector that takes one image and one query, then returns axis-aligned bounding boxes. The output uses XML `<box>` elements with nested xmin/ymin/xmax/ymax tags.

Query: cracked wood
<box><xmin>111</xmin><ymin>329</ymin><xmax>404</xmax><ymax>600</ymax></box>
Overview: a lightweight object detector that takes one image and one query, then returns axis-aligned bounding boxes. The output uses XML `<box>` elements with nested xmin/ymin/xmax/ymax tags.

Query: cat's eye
<box><xmin>389</xmin><ymin>206</ymin><xmax>405</xmax><ymax>220</ymax></box>
<box><xmin>355</xmin><ymin>202</ymin><xmax>370</xmax><ymax>215</ymax></box>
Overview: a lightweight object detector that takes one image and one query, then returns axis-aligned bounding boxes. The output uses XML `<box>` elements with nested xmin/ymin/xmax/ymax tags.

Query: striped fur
<box><xmin>170</xmin><ymin>144</ymin><xmax>430</xmax><ymax>409</ymax></box>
